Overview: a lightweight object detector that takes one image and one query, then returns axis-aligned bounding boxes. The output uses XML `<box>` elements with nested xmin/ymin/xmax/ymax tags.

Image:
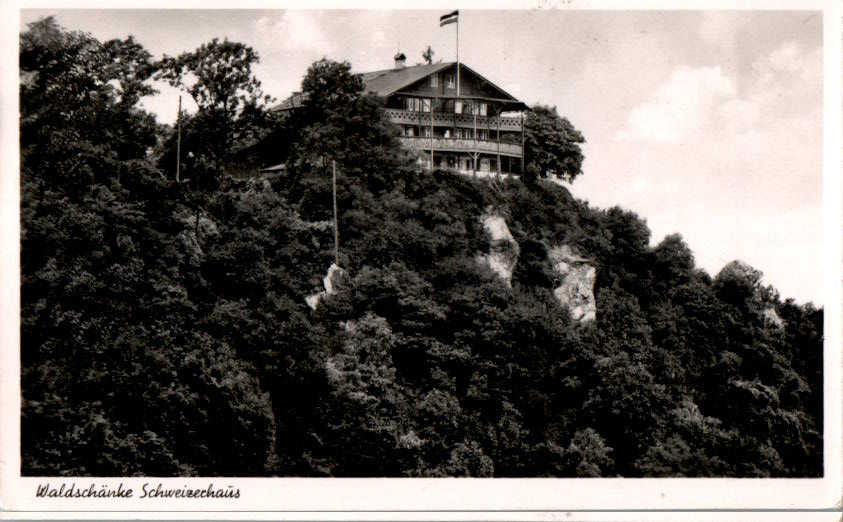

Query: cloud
<box><xmin>617</xmin><ymin>65</ymin><xmax>735</xmax><ymax>145</ymax></box>
<box><xmin>277</xmin><ymin>11</ymin><xmax>332</xmax><ymax>54</ymax></box>
<box><xmin>252</xmin><ymin>11</ymin><xmax>332</xmax><ymax>56</ymax></box>
<box><xmin>245</xmin><ymin>11</ymin><xmax>338</xmax><ymax>106</ymax></box>
<box><xmin>769</xmin><ymin>40</ymin><xmax>804</xmax><ymax>73</ymax></box>
<box><xmin>595</xmin><ymin>39</ymin><xmax>822</xmax><ymax>303</ymax></box>
<box><xmin>370</xmin><ymin>30</ymin><xmax>386</xmax><ymax>47</ymax></box>
<box><xmin>698</xmin><ymin>12</ymin><xmax>738</xmax><ymax>50</ymax></box>
<box><xmin>618</xmin><ymin>40</ymin><xmax>820</xmax><ymax>158</ymax></box>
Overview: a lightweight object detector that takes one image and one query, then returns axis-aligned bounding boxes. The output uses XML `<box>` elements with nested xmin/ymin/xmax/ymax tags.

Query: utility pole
<box><xmin>332</xmin><ymin>160</ymin><xmax>339</xmax><ymax>265</ymax></box>
<box><xmin>176</xmin><ymin>95</ymin><xmax>182</xmax><ymax>183</ymax></box>
<box><xmin>430</xmin><ymin>99</ymin><xmax>435</xmax><ymax>169</ymax></box>
<box><xmin>520</xmin><ymin>109</ymin><xmax>526</xmax><ymax>177</ymax></box>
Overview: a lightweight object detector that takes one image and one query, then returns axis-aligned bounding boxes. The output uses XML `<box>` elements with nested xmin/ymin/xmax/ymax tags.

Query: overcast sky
<box><xmin>19</xmin><ymin>8</ymin><xmax>825</xmax><ymax>304</ymax></box>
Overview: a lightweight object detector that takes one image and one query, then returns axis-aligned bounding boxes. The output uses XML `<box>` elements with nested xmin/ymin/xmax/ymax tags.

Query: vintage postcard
<box><xmin>1</xmin><ymin>0</ymin><xmax>841</xmax><ymax>519</ymax></box>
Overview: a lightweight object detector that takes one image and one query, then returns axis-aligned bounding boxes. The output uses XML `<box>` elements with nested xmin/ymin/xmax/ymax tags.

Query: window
<box><xmin>479</xmin><ymin>102</ymin><xmax>487</xmax><ymax>116</ymax></box>
<box><xmin>404</xmin><ymin>97</ymin><xmax>425</xmax><ymax>112</ymax></box>
<box><xmin>446</xmin><ymin>74</ymin><xmax>455</xmax><ymax>89</ymax></box>
<box><xmin>422</xmin><ymin>126</ymin><xmax>431</xmax><ymax>137</ymax></box>
<box><xmin>404</xmin><ymin>126</ymin><xmax>415</xmax><ymax>137</ymax></box>
<box><xmin>454</xmin><ymin>100</ymin><xmax>463</xmax><ymax>114</ymax></box>
<box><xmin>422</xmin><ymin>98</ymin><xmax>431</xmax><ymax>113</ymax></box>
<box><xmin>478</xmin><ymin>129</ymin><xmax>488</xmax><ymax>141</ymax></box>
<box><xmin>430</xmin><ymin>74</ymin><xmax>439</xmax><ymax>87</ymax></box>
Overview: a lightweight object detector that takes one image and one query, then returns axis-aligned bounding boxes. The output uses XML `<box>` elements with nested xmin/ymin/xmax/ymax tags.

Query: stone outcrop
<box><xmin>477</xmin><ymin>210</ymin><xmax>520</xmax><ymax>287</ymax></box>
<box><xmin>306</xmin><ymin>263</ymin><xmax>347</xmax><ymax>310</ymax></box>
<box><xmin>763</xmin><ymin>307</ymin><xmax>784</xmax><ymax>329</ymax></box>
<box><xmin>548</xmin><ymin>245</ymin><xmax>596</xmax><ymax>323</ymax></box>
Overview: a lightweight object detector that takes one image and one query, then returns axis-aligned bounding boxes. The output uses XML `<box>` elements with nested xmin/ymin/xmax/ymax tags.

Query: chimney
<box><xmin>394</xmin><ymin>52</ymin><xmax>406</xmax><ymax>69</ymax></box>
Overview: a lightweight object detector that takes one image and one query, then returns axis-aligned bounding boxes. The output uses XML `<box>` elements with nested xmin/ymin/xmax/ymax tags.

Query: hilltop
<box><xmin>18</xmin><ymin>19</ymin><xmax>822</xmax><ymax>477</ymax></box>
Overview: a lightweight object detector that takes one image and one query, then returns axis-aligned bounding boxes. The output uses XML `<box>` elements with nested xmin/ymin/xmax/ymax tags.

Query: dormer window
<box><xmin>446</xmin><ymin>73</ymin><xmax>455</xmax><ymax>89</ymax></box>
<box><xmin>430</xmin><ymin>74</ymin><xmax>439</xmax><ymax>87</ymax></box>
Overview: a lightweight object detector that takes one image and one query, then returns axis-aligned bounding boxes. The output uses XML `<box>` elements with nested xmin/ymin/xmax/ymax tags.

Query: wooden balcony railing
<box><xmin>385</xmin><ymin>109</ymin><xmax>523</xmax><ymax>132</ymax></box>
<box><xmin>398</xmin><ymin>136</ymin><xmax>522</xmax><ymax>157</ymax></box>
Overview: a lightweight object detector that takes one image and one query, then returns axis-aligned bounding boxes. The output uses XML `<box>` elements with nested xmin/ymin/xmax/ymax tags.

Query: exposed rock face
<box><xmin>477</xmin><ymin>211</ymin><xmax>520</xmax><ymax>287</ymax></box>
<box><xmin>306</xmin><ymin>263</ymin><xmax>347</xmax><ymax>310</ymax></box>
<box><xmin>548</xmin><ymin>245</ymin><xmax>596</xmax><ymax>323</ymax></box>
<box><xmin>763</xmin><ymin>307</ymin><xmax>784</xmax><ymax>329</ymax></box>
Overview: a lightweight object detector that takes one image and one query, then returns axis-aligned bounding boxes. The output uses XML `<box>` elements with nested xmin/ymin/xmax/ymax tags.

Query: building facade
<box><xmin>362</xmin><ymin>54</ymin><xmax>529</xmax><ymax>177</ymax></box>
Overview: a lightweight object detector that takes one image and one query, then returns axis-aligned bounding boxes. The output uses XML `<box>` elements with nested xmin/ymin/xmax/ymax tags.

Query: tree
<box><xmin>713</xmin><ymin>260</ymin><xmax>766</xmax><ymax>318</ymax></box>
<box><xmin>652</xmin><ymin>233</ymin><xmax>695</xmax><ymax>293</ymax></box>
<box><xmin>157</xmin><ymin>38</ymin><xmax>272</xmax><ymax>176</ymax></box>
<box><xmin>19</xmin><ymin>18</ymin><xmax>824</xmax><ymax>477</ymax></box>
<box><xmin>422</xmin><ymin>46</ymin><xmax>435</xmax><ymax>64</ymax></box>
<box><xmin>287</xmin><ymin>59</ymin><xmax>403</xmax><ymax>176</ymax></box>
<box><xmin>321</xmin><ymin>313</ymin><xmax>408</xmax><ymax>475</ymax></box>
<box><xmin>299</xmin><ymin>58</ymin><xmax>365</xmax><ymax>121</ymax></box>
<box><xmin>20</xmin><ymin>17</ymin><xmax>159</xmax><ymax>187</ymax></box>
<box><xmin>523</xmin><ymin>105</ymin><xmax>585</xmax><ymax>183</ymax></box>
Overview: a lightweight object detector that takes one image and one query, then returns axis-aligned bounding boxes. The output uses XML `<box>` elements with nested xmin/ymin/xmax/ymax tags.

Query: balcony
<box><xmin>398</xmin><ymin>136</ymin><xmax>522</xmax><ymax>157</ymax></box>
<box><xmin>384</xmin><ymin>109</ymin><xmax>523</xmax><ymax>132</ymax></box>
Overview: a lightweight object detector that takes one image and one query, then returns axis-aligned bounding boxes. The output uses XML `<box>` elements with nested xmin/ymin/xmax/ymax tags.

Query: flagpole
<box><xmin>440</xmin><ymin>11</ymin><xmax>460</xmax><ymax>96</ymax></box>
<box><xmin>456</xmin><ymin>14</ymin><xmax>460</xmax><ymax>97</ymax></box>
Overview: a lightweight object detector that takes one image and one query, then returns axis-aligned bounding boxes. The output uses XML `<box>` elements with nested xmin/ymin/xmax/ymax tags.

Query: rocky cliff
<box><xmin>477</xmin><ymin>210</ymin><xmax>596</xmax><ymax>323</ymax></box>
<box><xmin>477</xmin><ymin>209</ymin><xmax>520</xmax><ymax>287</ymax></box>
<box><xmin>306</xmin><ymin>263</ymin><xmax>347</xmax><ymax>309</ymax></box>
<box><xmin>548</xmin><ymin>245</ymin><xmax>597</xmax><ymax>323</ymax></box>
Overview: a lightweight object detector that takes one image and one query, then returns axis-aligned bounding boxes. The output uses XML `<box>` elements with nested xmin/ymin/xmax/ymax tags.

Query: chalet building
<box><xmin>365</xmin><ymin>53</ymin><xmax>529</xmax><ymax>176</ymax></box>
<box><xmin>277</xmin><ymin>54</ymin><xmax>529</xmax><ymax>177</ymax></box>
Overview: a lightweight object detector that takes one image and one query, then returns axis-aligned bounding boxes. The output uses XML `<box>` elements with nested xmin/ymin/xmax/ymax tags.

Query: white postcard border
<box><xmin>1</xmin><ymin>0</ymin><xmax>840</xmax><ymax>517</ymax></box>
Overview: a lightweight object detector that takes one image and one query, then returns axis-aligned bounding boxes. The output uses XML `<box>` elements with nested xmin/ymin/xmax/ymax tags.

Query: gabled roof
<box><xmin>361</xmin><ymin>62</ymin><xmax>453</xmax><ymax>97</ymax></box>
<box><xmin>362</xmin><ymin>61</ymin><xmax>528</xmax><ymax>111</ymax></box>
<box><xmin>277</xmin><ymin>61</ymin><xmax>528</xmax><ymax>112</ymax></box>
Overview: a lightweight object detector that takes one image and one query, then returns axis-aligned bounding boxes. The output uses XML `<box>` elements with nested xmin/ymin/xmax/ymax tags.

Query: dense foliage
<box><xmin>523</xmin><ymin>105</ymin><xmax>586</xmax><ymax>183</ymax></box>
<box><xmin>156</xmin><ymin>37</ymin><xmax>277</xmax><ymax>181</ymax></box>
<box><xmin>20</xmin><ymin>20</ymin><xmax>823</xmax><ymax>477</ymax></box>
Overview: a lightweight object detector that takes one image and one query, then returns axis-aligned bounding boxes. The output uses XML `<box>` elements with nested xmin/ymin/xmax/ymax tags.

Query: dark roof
<box><xmin>277</xmin><ymin>61</ymin><xmax>529</xmax><ymax>112</ymax></box>
<box><xmin>363</xmin><ymin>62</ymin><xmax>528</xmax><ymax>111</ymax></box>
<box><xmin>277</xmin><ymin>91</ymin><xmax>306</xmax><ymax>111</ymax></box>
<box><xmin>361</xmin><ymin>62</ymin><xmax>453</xmax><ymax>97</ymax></box>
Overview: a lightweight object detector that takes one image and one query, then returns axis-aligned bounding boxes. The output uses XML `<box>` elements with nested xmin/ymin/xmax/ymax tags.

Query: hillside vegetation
<box><xmin>20</xmin><ymin>19</ymin><xmax>822</xmax><ymax>477</ymax></box>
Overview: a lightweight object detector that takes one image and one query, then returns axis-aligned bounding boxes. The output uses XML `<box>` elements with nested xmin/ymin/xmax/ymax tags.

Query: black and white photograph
<box><xmin>1</xmin><ymin>0</ymin><xmax>841</xmax><ymax>516</ymax></box>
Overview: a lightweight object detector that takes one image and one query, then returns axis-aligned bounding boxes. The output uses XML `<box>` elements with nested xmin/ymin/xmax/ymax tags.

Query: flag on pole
<box><xmin>440</xmin><ymin>10</ymin><xmax>458</xmax><ymax>27</ymax></box>
<box><xmin>440</xmin><ymin>10</ymin><xmax>460</xmax><ymax>96</ymax></box>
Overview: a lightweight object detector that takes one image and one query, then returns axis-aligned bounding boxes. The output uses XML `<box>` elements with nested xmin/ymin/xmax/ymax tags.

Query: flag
<box><xmin>440</xmin><ymin>10</ymin><xmax>458</xmax><ymax>27</ymax></box>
